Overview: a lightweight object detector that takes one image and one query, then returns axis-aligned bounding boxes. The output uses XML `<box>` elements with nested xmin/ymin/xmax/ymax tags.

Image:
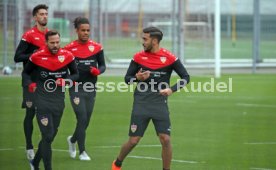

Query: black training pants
<box><xmin>69</xmin><ymin>90</ymin><xmax>96</xmax><ymax>154</ymax></box>
<box><xmin>33</xmin><ymin>100</ymin><xmax>64</xmax><ymax>170</ymax></box>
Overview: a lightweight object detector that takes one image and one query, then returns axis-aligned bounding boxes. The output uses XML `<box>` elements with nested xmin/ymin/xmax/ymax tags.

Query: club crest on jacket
<box><xmin>160</xmin><ymin>56</ymin><xmax>167</xmax><ymax>63</ymax></box>
<box><xmin>88</xmin><ymin>46</ymin><xmax>94</xmax><ymax>52</ymax></box>
<box><xmin>58</xmin><ymin>55</ymin><xmax>65</xmax><ymax>63</ymax></box>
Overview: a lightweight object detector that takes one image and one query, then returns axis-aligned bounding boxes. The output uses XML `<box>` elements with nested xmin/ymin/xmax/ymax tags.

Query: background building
<box><xmin>1</xmin><ymin>0</ymin><xmax>276</xmax><ymax>75</ymax></box>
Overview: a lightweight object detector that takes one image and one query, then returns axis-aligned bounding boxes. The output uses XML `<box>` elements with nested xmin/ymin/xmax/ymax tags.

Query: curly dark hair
<box><xmin>73</xmin><ymin>17</ymin><xmax>90</xmax><ymax>29</ymax></box>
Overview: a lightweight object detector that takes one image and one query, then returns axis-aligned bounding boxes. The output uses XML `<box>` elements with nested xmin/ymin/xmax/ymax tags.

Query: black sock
<box><xmin>163</xmin><ymin>169</ymin><xmax>170</xmax><ymax>170</ymax></box>
<box><xmin>115</xmin><ymin>158</ymin><xmax>123</xmax><ymax>167</ymax></box>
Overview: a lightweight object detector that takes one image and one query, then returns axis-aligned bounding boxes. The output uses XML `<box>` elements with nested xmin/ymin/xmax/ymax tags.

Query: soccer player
<box><xmin>14</xmin><ymin>4</ymin><xmax>49</xmax><ymax>160</ymax></box>
<box><xmin>22</xmin><ymin>30</ymin><xmax>79</xmax><ymax>170</ymax></box>
<box><xmin>64</xmin><ymin>17</ymin><xmax>106</xmax><ymax>161</ymax></box>
<box><xmin>111</xmin><ymin>27</ymin><xmax>190</xmax><ymax>170</ymax></box>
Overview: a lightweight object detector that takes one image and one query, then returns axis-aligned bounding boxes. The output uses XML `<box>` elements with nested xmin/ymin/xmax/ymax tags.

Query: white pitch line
<box><xmin>136</xmin><ymin>144</ymin><xmax>161</xmax><ymax>148</ymax></box>
<box><xmin>250</xmin><ymin>168</ymin><xmax>274</xmax><ymax>170</ymax></box>
<box><xmin>236</xmin><ymin>103</ymin><xmax>276</xmax><ymax>108</ymax></box>
<box><xmin>244</xmin><ymin>142</ymin><xmax>276</xmax><ymax>145</ymax></box>
<box><xmin>19</xmin><ymin>145</ymin><xmax>161</xmax><ymax>151</ymax></box>
<box><xmin>169</xmin><ymin>99</ymin><xmax>197</xmax><ymax>103</ymax></box>
<box><xmin>94</xmin><ymin>144</ymin><xmax>161</xmax><ymax>149</ymax></box>
<box><xmin>0</xmin><ymin>148</ymin><xmax>14</xmax><ymax>151</ymax></box>
<box><xmin>93</xmin><ymin>145</ymin><xmax>121</xmax><ymax>148</ymax></box>
<box><xmin>128</xmin><ymin>155</ymin><xmax>203</xmax><ymax>164</ymax></box>
<box><xmin>52</xmin><ymin>148</ymin><xmax>70</xmax><ymax>152</ymax></box>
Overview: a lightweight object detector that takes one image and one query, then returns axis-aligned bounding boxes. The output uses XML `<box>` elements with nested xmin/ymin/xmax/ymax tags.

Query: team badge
<box><xmin>130</xmin><ymin>124</ymin><xmax>137</xmax><ymax>133</ymax></box>
<box><xmin>26</xmin><ymin>101</ymin><xmax>32</xmax><ymax>108</ymax></box>
<box><xmin>58</xmin><ymin>55</ymin><xmax>65</xmax><ymax>63</ymax></box>
<box><xmin>41</xmin><ymin>117</ymin><xmax>48</xmax><ymax>126</ymax></box>
<box><xmin>160</xmin><ymin>56</ymin><xmax>167</xmax><ymax>63</ymax></box>
<box><xmin>88</xmin><ymin>46</ymin><xmax>94</xmax><ymax>52</ymax></box>
<box><xmin>73</xmin><ymin>97</ymin><xmax>80</xmax><ymax>105</ymax></box>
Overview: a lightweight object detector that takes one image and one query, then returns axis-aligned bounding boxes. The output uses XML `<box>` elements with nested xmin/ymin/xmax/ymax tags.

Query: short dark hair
<box><xmin>73</xmin><ymin>17</ymin><xmax>90</xmax><ymax>29</ymax></box>
<box><xmin>45</xmin><ymin>30</ymin><xmax>60</xmax><ymax>41</ymax></box>
<box><xmin>32</xmin><ymin>4</ymin><xmax>48</xmax><ymax>16</ymax></box>
<box><xmin>143</xmin><ymin>26</ymin><xmax>163</xmax><ymax>43</ymax></box>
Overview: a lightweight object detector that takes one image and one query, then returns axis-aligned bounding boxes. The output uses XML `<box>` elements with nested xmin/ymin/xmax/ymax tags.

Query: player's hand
<box><xmin>56</xmin><ymin>78</ymin><xmax>65</xmax><ymax>86</ymax></box>
<box><xmin>135</xmin><ymin>68</ymin><xmax>150</xmax><ymax>81</ymax></box>
<box><xmin>90</xmin><ymin>67</ymin><xmax>100</xmax><ymax>76</ymax></box>
<box><xmin>28</xmin><ymin>83</ymin><xmax>37</xmax><ymax>93</ymax></box>
<box><xmin>159</xmin><ymin>88</ymin><xmax>173</xmax><ymax>96</ymax></box>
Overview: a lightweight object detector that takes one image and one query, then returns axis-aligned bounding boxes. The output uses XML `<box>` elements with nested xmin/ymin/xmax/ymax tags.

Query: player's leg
<box><xmin>117</xmin><ymin>136</ymin><xmax>141</xmax><ymax>161</ymax></box>
<box><xmin>77</xmin><ymin>92</ymin><xmax>96</xmax><ymax>160</ymax></box>
<box><xmin>24</xmin><ymin>107</ymin><xmax>35</xmax><ymax>158</ymax></box>
<box><xmin>152</xmin><ymin>104</ymin><xmax>172</xmax><ymax>170</ymax></box>
<box><xmin>112</xmin><ymin>136</ymin><xmax>142</xmax><ymax>169</ymax></box>
<box><xmin>66</xmin><ymin>92</ymin><xmax>80</xmax><ymax>158</ymax></box>
<box><xmin>35</xmin><ymin>108</ymin><xmax>55</xmax><ymax>170</ymax></box>
<box><xmin>32</xmin><ymin>140</ymin><xmax>42</xmax><ymax>169</ymax></box>
<box><xmin>22</xmin><ymin>88</ymin><xmax>36</xmax><ymax>159</ymax></box>
<box><xmin>84</xmin><ymin>91</ymin><xmax>96</xmax><ymax>129</ymax></box>
<box><xmin>158</xmin><ymin>133</ymin><xmax>172</xmax><ymax>170</ymax></box>
<box><xmin>52</xmin><ymin>105</ymin><xmax>64</xmax><ymax>140</ymax></box>
<box><xmin>113</xmin><ymin>104</ymin><xmax>150</xmax><ymax>169</ymax></box>
<box><xmin>69</xmin><ymin>93</ymin><xmax>90</xmax><ymax>159</ymax></box>
<box><xmin>70</xmin><ymin>94</ymin><xmax>87</xmax><ymax>143</ymax></box>
<box><xmin>24</xmin><ymin>107</ymin><xmax>35</xmax><ymax>148</ymax></box>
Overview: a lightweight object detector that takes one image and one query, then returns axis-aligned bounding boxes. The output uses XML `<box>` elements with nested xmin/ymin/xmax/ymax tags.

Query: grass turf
<box><xmin>0</xmin><ymin>74</ymin><xmax>275</xmax><ymax>170</ymax></box>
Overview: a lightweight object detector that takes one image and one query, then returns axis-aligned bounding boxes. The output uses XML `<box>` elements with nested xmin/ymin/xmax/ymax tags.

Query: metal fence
<box><xmin>1</xmin><ymin>0</ymin><xmax>276</xmax><ymax>71</ymax></box>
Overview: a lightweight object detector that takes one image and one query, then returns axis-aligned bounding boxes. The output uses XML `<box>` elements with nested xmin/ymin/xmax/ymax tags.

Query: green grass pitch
<box><xmin>0</xmin><ymin>74</ymin><xmax>276</xmax><ymax>170</ymax></box>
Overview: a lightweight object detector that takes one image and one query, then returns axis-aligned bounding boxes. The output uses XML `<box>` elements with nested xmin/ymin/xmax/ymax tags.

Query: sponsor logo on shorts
<box><xmin>26</xmin><ymin>101</ymin><xmax>32</xmax><ymax>108</ymax></box>
<box><xmin>41</xmin><ymin>117</ymin><xmax>48</xmax><ymax>126</ymax></box>
<box><xmin>73</xmin><ymin>97</ymin><xmax>80</xmax><ymax>105</ymax></box>
<box><xmin>131</xmin><ymin>124</ymin><xmax>137</xmax><ymax>133</ymax></box>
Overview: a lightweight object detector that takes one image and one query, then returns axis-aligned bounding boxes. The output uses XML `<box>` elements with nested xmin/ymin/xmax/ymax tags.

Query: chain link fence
<box><xmin>1</xmin><ymin>0</ymin><xmax>276</xmax><ymax>72</ymax></box>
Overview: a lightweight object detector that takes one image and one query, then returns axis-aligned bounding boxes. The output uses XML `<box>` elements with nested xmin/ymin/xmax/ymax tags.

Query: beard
<box><xmin>40</xmin><ymin>22</ymin><xmax>47</xmax><ymax>27</ymax></box>
<box><xmin>38</xmin><ymin>19</ymin><xmax>47</xmax><ymax>27</ymax></box>
<box><xmin>144</xmin><ymin>44</ymin><xmax>153</xmax><ymax>52</ymax></box>
<box><xmin>49</xmin><ymin>47</ymin><xmax>59</xmax><ymax>54</ymax></box>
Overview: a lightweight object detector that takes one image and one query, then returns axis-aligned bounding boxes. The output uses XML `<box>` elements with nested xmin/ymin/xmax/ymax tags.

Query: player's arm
<box><xmin>90</xmin><ymin>50</ymin><xmax>106</xmax><ymax>76</ymax></box>
<box><xmin>67</xmin><ymin>60</ymin><xmax>79</xmax><ymax>82</ymax></box>
<box><xmin>125</xmin><ymin>60</ymin><xmax>151</xmax><ymax>84</ymax></box>
<box><xmin>170</xmin><ymin>59</ymin><xmax>190</xmax><ymax>92</ymax></box>
<box><xmin>124</xmin><ymin>60</ymin><xmax>139</xmax><ymax>84</ymax></box>
<box><xmin>97</xmin><ymin>50</ymin><xmax>106</xmax><ymax>74</ymax></box>
<box><xmin>14</xmin><ymin>40</ymin><xmax>32</xmax><ymax>63</ymax></box>
<box><xmin>160</xmin><ymin>59</ymin><xmax>189</xmax><ymax>96</ymax></box>
<box><xmin>135</xmin><ymin>68</ymin><xmax>150</xmax><ymax>81</ymax></box>
<box><xmin>22</xmin><ymin>60</ymin><xmax>37</xmax><ymax>87</ymax></box>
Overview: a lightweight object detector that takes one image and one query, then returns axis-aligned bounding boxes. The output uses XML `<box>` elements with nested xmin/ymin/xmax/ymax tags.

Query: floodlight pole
<box><xmin>104</xmin><ymin>0</ymin><xmax>109</xmax><ymax>42</ymax></box>
<box><xmin>89</xmin><ymin>0</ymin><xmax>101</xmax><ymax>42</ymax></box>
<box><xmin>3</xmin><ymin>0</ymin><xmax>8</xmax><ymax>67</ymax></box>
<box><xmin>177</xmin><ymin>0</ymin><xmax>185</xmax><ymax>62</ymax></box>
<box><xmin>214</xmin><ymin>0</ymin><xmax>221</xmax><ymax>78</ymax></box>
<box><xmin>171</xmin><ymin>0</ymin><xmax>177</xmax><ymax>55</ymax></box>
<box><xmin>98</xmin><ymin>0</ymin><xmax>103</xmax><ymax>43</ymax></box>
<box><xmin>89</xmin><ymin>0</ymin><xmax>94</xmax><ymax>40</ymax></box>
<box><xmin>252</xmin><ymin>0</ymin><xmax>260</xmax><ymax>73</ymax></box>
